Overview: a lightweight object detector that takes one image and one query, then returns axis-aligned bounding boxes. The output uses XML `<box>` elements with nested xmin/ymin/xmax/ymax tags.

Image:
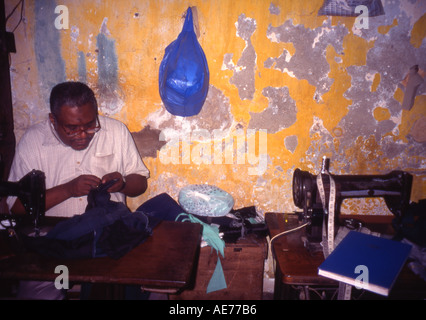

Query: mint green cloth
<box><xmin>176</xmin><ymin>213</ymin><xmax>227</xmax><ymax>293</ymax></box>
<box><xmin>206</xmin><ymin>256</ymin><xmax>226</xmax><ymax>293</ymax></box>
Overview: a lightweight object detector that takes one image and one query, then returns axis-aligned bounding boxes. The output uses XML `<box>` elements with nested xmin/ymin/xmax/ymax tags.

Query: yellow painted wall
<box><xmin>5</xmin><ymin>0</ymin><xmax>426</xmax><ymax>216</ymax></box>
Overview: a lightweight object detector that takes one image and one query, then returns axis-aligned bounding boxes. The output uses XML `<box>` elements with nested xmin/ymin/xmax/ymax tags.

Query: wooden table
<box><xmin>170</xmin><ymin>233</ymin><xmax>268</xmax><ymax>300</ymax></box>
<box><xmin>265</xmin><ymin>212</ymin><xmax>426</xmax><ymax>300</ymax></box>
<box><xmin>0</xmin><ymin>218</ymin><xmax>202</xmax><ymax>297</ymax></box>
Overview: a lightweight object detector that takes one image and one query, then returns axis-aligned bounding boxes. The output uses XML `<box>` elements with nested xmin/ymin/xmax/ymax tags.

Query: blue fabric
<box><xmin>46</xmin><ymin>204</ymin><xmax>129</xmax><ymax>241</ymax></box>
<box><xmin>26</xmin><ymin>188</ymin><xmax>152</xmax><ymax>260</ymax></box>
<box><xmin>45</xmin><ymin>189</ymin><xmax>140</xmax><ymax>258</ymax></box>
<box><xmin>136</xmin><ymin>192</ymin><xmax>187</xmax><ymax>223</ymax></box>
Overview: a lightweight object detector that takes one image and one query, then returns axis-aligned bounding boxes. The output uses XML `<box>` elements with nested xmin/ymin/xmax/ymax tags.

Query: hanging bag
<box><xmin>159</xmin><ymin>7</ymin><xmax>209</xmax><ymax>117</ymax></box>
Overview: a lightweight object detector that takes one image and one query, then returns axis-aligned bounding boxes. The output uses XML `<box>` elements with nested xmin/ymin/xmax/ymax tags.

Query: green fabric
<box><xmin>176</xmin><ymin>213</ymin><xmax>227</xmax><ymax>293</ymax></box>
<box><xmin>206</xmin><ymin>256</ymin><xmax>227</xmax><ymax>293</ymax></box>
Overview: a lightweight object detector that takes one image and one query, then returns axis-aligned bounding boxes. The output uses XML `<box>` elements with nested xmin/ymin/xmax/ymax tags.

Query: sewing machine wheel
<box><xmin>292</xmin><ymin>169</ymin><xmax>314</xmax><ymax>209</ymax></box>
<box><xmin>292</xmin><ymin>169</ymin><xmax>303</xmax><ymax>208</ymax></box>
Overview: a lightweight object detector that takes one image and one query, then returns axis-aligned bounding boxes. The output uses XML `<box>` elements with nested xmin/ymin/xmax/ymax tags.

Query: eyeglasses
<box><xmin>54</xmin><ymin>115</ymin><xmax>101</xmax><ymax>137</ymax></box>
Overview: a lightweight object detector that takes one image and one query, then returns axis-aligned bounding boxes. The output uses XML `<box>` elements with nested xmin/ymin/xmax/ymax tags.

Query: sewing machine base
<box><xmin>301</xmin><ymin>236</ymin><xmax>324</xmax><ymax>253</ymax></box>
<box><xmin>302</xmin><ymin>217</ymin><xmax>366</xmax><ymax>254</ymax></box>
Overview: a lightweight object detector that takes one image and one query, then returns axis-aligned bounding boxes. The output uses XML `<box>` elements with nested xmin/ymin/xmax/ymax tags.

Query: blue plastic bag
<box><xmin>159</xmin><ymin>7</ymin><xmax>209</xmax><ymax>117</ymax></box>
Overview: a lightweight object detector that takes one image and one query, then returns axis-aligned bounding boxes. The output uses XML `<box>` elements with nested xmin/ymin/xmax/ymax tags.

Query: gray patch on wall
<box><xmin>341</xmin><ymin>65</ymin><xmax>396</xmax><ymax>143</ymax></box>
<box><xmin>248</xmin><ymin>86</ymin><xmax>297</xmax><ymax>133</ymax></box>
<box><xmin>306</xmin><ymin>117</ymin><xmax>336</xmax><ymax>171</ymax></box>
<box><xmin>34</xmin><ymin>0</ymin><xmax>66</xmax><ymax>106</ymax></box>
<box><xmin>338</xmin><ymin>1</ymin><xmax>426</xmax><ymax>164</ymax></box>
<box><xmin>409</xmin><ymin>117</ymin><xmax>426</xmax><ymax>143</ymax></box>
<box><xmin>265</xmin><ymin>18</ymin><xmax>348</xmax><ymax>102</ymax></box>
<box><xmin>223</xmin><ymin>14</ymin><xmax>257</xmax><ymax>101</ymax></box>
<box><xmin>269</xmin><ymin>3</ymin><xmax>280</xmax><ymax>15</ymax></box>
<box><xmin>284</xmin><ymin>135</ymin><xmax>298</xmax><ymax>153</ymax></box>
<box><xmin>147</xmin><ymin>85</ymin><xmax>234</xmax><ymax>140</ymax></box>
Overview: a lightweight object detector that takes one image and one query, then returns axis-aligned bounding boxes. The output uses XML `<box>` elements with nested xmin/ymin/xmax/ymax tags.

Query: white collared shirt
<box><xmin>7</xmin><ymin>116</ymin><xmax>150</xmax><ymax>217</ymax></box>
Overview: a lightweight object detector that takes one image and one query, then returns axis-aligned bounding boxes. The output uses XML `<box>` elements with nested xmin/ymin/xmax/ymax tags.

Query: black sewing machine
<box><xmin>0</xmin><ymin>170</ymin><xmax>46</xmax><ymax>237</ymax></box>
<box><xmin>292</xmin><ymin>158</ymin><xmax>413</xmax><ymax>244</ymax></box>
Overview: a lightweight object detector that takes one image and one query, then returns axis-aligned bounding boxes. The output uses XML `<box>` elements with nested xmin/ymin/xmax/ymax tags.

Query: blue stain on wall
<box><xmin>95</xmin><ymin>18</ymin><xmax>121</xmax><ymax>114</ymax></box>
<box><xmin>96</xmin><ymin>32</ymin><xmax>118</xmax><ymax>93</ymax></box>
<box><xmin>34</xmin><ymin>0</ymin><xmax>66</xmax><ymax>106</ymax></box>
<box><xmin>77</xmin><ymin>51</ymin><xmax>87</xmax><ymax>83</ymax></box>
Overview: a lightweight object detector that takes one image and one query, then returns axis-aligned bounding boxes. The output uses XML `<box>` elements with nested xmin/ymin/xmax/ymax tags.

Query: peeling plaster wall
<box><xmin>6</xmin><ymin>0</ymin><xmax>426</xmax><ymax>216</ymax></box>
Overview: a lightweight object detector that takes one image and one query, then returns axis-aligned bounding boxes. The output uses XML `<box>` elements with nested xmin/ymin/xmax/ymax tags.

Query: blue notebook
<box><xmin>318</xmin><ymin>231</ymin><xmax>412</xmax><ymax>296</ymax></box>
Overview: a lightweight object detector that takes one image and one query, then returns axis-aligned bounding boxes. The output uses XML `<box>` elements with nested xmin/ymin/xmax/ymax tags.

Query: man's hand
<box><xmin>66</xmin><ymin>174</ymin><xmax>102</xmax><ymax>197</ymax></box>
<box><xmin>101</xmin><ymin>172</ymin><xmax>148</xmax><ymax>197</ymax></box>
<box><xmin>101</xmin><ymin>172</ymin><xmax>125</xmax><ymax>193</ymax></box>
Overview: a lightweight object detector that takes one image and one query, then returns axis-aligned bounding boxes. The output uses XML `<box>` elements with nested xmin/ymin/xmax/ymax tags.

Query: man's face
<box><xmin>49</xmin><ymin>103</ymin><xmax>99</xmax><ymax>151</ymax></box>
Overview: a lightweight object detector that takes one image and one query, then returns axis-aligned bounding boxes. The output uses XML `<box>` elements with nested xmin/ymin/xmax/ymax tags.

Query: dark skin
<box><xmin>10</xmin><ymin>103</ymin><xmax>147</xmax><ymax>215</ymax></box>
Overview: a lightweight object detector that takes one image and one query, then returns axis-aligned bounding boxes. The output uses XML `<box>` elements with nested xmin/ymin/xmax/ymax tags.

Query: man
<box><xmin>7</xmin><ymin>81</ymin><xmax>149</xmax><ymax>217</ymax></box>
<box><xmin>7</xmin><ymin>81</ymin><xmax>149</xmax><ymax>299</ymax></box>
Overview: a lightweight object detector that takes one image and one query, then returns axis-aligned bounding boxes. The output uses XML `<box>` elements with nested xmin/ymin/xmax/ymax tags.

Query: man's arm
<box><xmin>10</xmin><ymin>174</ymin><xmax>102</xmax><ymax>215</ymax></box>
<box><xmin>121</xmin><ymin>173</ymin><xmax>148</xmax><ymax>197</ymax></box>
<box><xmin>10</xmin><ymin>184</ymin><xmax>73</xmax><ymax>215</ymax></box>
<box><xmin>101</xmin><ymin>172</ymin><xmax>148</xmax><ymax>197</ymax></box>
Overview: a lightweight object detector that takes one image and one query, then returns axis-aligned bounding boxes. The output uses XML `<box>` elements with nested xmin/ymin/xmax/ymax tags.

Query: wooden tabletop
<box><xmin>0</xmin><ymin>219</ymin><xmax>202</xmax><ymax>291</ymax></box>
<box><xmin>266</xmin><ymin>212</ymin><xmax>336</xmax><ymax>285</ymax></box>
<box><xmin>265</xmin><ymin>212</ymin><xmax>426</xmax><ymax>299</ymax></box>
<box><xmin>265</xmin><ymin>212</ymin><xmax>402</xmax><ymax>285</ymax></box>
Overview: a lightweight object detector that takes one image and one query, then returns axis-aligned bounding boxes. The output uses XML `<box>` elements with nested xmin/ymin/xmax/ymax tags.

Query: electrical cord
<box><xmin>267</xmin><ymin>220</ymin><xmax>310</xmax><ymax>262</ymax></box>
<box><xmin>269</xmin><ymin>221</ymin><xmax>310</xmax><ymax>245</ymax></box>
